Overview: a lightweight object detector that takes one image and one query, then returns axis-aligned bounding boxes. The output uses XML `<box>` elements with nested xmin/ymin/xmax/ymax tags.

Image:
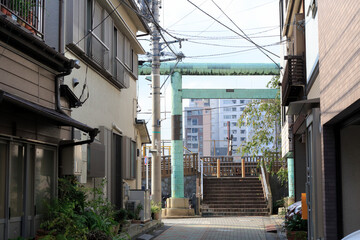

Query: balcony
<box><xmin>0</xmin><ymin>0</ymin><xmax>44</xmax><ymax>38</ymax></box>
<box><xmin>86</xmin><ymin>32</ymin><xmax>110</xmax><ymax>71</ymax></box>
<box><xmin>115</xmin><ymin>57</ymin><xmax>130</xmax><ymax>88</ymax></box>
<box><xmin>282</xmin><ymin>55</ymin><xmax>305</xmax><ymax>106</ymax></box>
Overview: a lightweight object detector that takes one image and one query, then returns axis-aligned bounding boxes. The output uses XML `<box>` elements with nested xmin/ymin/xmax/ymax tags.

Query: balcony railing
<box><xmin>115</xmin><ymin>57</ymin><xmax>130</xmax><ymax>88</ymax></box>
<box><xmin>0</xmin><ymin>0</ymin><xmax>44</xmax><ymax>38</ymax></box>
<box><xmin>282</xmin><ymin>55</ymin><xmax>305</xmax><ymax>106</ymax></box>
<box><xmin>86</xmin><ymin>32</ymin><xmax>110</xmax><ymax>71</ymax></box>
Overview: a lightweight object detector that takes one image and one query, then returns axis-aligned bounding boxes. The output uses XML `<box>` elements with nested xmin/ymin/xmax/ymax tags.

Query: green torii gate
<box><xmin>139</xmin><ymin>62</ymin><xmax>280</xmax><ymax>216</ymax></box>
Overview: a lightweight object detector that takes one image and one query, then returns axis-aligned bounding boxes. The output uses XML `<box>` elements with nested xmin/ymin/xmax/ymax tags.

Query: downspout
<box><xmin>55</xmin><ymin>62</ymin><xmax>98</xmax><ymax>145</ymax></box>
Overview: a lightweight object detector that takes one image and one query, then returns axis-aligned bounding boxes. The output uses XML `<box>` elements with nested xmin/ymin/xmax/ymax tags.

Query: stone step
<box><xmin>202</xmin><ymin>204</ymin><xmax>268</xmax><ymax>209</ymax></box>
<box><xmin>201</xmin><ymin>207</ymin><xmax>269</xmax><ymax>213</ymax></box>
<box><xmin>203</xmin><ymin>200</ymin><xmax>267</xmax><ymax>205</ymax></box>
<box><xmin>205</xmin><ymin>188</ymin><xmax>263</xmax><ymax>191</ymax></box>
<box><xmin>201</xmin><ymin>211</ymin><xmax>269</xmax><ymax>217</ymax></box>
<box><xmin>204</xmin><ymin>186</ymin><xmax>262</xmax><ymax>189</ymax></box>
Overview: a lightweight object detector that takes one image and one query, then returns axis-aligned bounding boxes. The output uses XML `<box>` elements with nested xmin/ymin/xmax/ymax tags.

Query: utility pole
<box><xmin>150</xmin><ymin>0</ymin><xmax>161</xmax><ymax>205</ymax></box>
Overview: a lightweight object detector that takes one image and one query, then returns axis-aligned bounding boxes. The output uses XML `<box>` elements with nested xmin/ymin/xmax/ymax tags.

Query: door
<box><xmin>0</xmin><ymin>141</ymin><xmax>7</xmax><ymax>239</ymax></box>
<box><xmin>8</xmin><ymin>143</ymin><xmax>25</xmax><ymax>239</ymax></box>
<box><xmin>306</xmin><ymin>124</ymin><xmax>313</xmax><ymax>240</ymax></box>
<box><xmin>0</xmin><ymin>140</ymin><xmax>56</xmax><ymax>239</ymax></box>
<box><xmin>33</xmin><ymin>146</ymin><xmax>56</xmax><ymax>232</ymax></box>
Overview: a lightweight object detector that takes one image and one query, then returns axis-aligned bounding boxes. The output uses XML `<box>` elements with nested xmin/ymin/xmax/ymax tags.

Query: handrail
<box><xmin>260</xmin><ymin>160</ymin><xmax>272</xmax><ymax>214</ymax></box>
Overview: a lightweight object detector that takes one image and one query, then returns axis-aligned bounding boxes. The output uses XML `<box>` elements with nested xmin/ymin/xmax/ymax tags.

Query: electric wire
<box><xmin>64</xmin><ymin>1</ymin><xmax>123</xmax><ymax>54</ymax></box>
<box><xmin>210</xmin><ymin>0</ymin><xmax>280</xmax><ymax>68</ymax></box>
<box><xmin>165</xmin><ymin>0</ymin><xmax>209</xmax><ymax>29</ymax></box>
<box><xmin>160</xmin><ymin>59</ymin><xmax>181</xmax><ymax>89</ymax></box>
<box><xmin>187</xmin><ymin>0</ymin><xmax>279</xmax><ymax>60</ymax></box>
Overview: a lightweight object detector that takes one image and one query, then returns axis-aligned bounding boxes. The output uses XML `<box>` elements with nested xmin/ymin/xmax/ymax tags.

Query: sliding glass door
<box><xmin>0</xmin><ymin>140</ymin><xmax>56</xmax><ymax>239</ymax></box>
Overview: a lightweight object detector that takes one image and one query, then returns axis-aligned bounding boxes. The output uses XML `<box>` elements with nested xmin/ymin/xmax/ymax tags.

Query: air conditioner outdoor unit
<box><xmin>125</xmin><ymin>200</ymin><xmax>141</xmax><ymax>215</ymax></box>
<box><xmin>60</xmin><ymin>144</ymin><xmax>82</xmax><ymax>176</ymax></box>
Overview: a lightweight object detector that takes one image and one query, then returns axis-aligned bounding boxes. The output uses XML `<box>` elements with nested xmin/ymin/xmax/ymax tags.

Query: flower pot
<box><xmin>154</xmin><ymin>212</ymin><xmax>160</xmax><ymax>220</ymax></box>
<box><xmin>286</xmin><ymin>230</ymin><xmax>307</xmax><ymax>240</ymax></box>
<box><xmin>1</xmin><ymin>6</ymin><xmax>11</xmax><ymax>16</ymax></box>
<box><xmin>25</xmin><ymin>23</ymin><xmax>35</xmax><ymax>34</ymax></box>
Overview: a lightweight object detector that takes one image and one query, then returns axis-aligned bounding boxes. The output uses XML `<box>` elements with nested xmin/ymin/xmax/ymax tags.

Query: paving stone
<box><xmin>137</xmin><ymin>233</ymin><xmax>154</xmax><ymax>240</ymax></box>
<box><xmin>154</xmin><ymin>216</ymin><xmax>284</xmax><ymax>240</ymax></box>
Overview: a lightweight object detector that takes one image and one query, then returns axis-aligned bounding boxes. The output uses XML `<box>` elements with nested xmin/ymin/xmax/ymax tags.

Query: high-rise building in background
<box><xmin>184</xmin><ymin>98</ymin><xmax>267</xmax><ymax>156</ymax></box>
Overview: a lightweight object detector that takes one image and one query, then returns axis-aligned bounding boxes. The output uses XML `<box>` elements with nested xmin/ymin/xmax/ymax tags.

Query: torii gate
<box><xmin>139</xmin><ymin>62</ymin><xmax>280</xmax><ymax>217</ymax></box>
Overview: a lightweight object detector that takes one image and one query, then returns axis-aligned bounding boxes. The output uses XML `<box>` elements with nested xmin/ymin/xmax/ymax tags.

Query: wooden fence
<box><xmin>141</xmin><ymin>154</ymin><xmax>284</xmax><ymax>179</ymax></box>
<box><xmin>142</xmin><ymin>153</ymin><xmax>199</xmax><ymax>179</ymax></box>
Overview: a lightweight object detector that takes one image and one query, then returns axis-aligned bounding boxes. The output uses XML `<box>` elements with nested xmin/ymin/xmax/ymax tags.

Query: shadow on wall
<box><xmin>270</xmin><ymin>175</ymin><xmax>288</xmax><ymax>214</ymax></box>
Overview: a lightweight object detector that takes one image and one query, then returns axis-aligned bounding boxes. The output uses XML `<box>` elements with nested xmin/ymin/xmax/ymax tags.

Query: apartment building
<box><xmin>63</xmin><ymin>0</ymin><xmax>150</xmax><ymax>208</ymax></box>
<box><xmin>280</xmin><ymin>0</ymin><xmax>360</xmax><ymax>239</ymax></box>
<box><xmin>184</xmin><ymin>99</ymin><xmax>252</xmax><ymax>156</ymax></box>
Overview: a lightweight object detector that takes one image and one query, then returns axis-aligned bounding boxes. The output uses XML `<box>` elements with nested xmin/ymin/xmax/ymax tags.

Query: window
<box><xmin>192</xmin><ymin>144</ymin><xmax>198</xmax><ymax>149</ymax></box>
<box><xmin>232</xmin><ymin>107</ymin><xmax>237</xmax><ymax>111</ymax></box>
<box><xmin>191</xmin><ymin>128</ymin><xmax>198</xmax><ymax>133</ymax></box>
<box><xmin>187</xmin><ymin>111</ymin><xmax>192</xmax><ymax>116</ymax></box>
<box><xmin>224</xmin><ymin>107</ymin><xmax>231</xmax><ymax>112</ymax></box>
<box><xmin>224</xmin><ymin>115</ymin><xmax>231</xmax><ymax>119</ymax></box>
<box><xmin>241</xmin><ymin>130</ymin><xmax>246</xmax><ymax>134</ymax></box>
<box><xmin>240</xmin><ymin>137</ymin><xmax>246</xmax><ymax>141</ymax></box>
<box><xmin>86</xmin><ymin>1</ymin><xmax>110</xmax><ymax>70</ymax></box>
<box><xmin>233</xmin><ymin>137</ymin><xmax>238</xmax><ymax>142</ymax></box>
<box><xmin>223</xmin><ymin>123</ymin><xmax>228</xmax><ymax>127</ymax></box>
<box><xmin>232</xmin><ymin>115</ymin><xmax>237</xmax><ymax>119</ymax></box>
<box><xmin>192</xmin><ymin>119</ymin><xmax>198</xmax><ymax>125</ymax></box>
<box><xmin>240</xmin><ymin>107</ymin><xmax>245</xmax><ymax>111</ymax></box>
<box><xmin>232</xmin><ymin>122</ymin><xmax>237</xmax><ymax>127</ymax></box>
<box><xmin>232</xmin><ymin>130</ymin><xmax>237</xmax><ymax>134</ymax></box>
<box><xmin>192</xmin><ymin>136</ymin><xmax>198</xmax><ymax>141</ymax></box>
<box><xmin>240</xmin><ymin>100</ymin><xmax>245</xmax><ymax>104</ymax></box>
<box><xmin>130</xmin><ymin>141</ymin><xmax>136</xmax><ymax>179</ymax></box>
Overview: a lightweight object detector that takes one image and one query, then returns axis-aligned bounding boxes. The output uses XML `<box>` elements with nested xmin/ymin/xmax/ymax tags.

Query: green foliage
<box><xmin>150</xmin><ymin>201</ymin><xmax>162</xmax><ymax>214</ymax></box>
<box><xmin>277</xmin><ymin>167</ymin><xmax>288</xmax><ymax>186</ymax></box>
<box><xmin>285</xmin><ymin>213</ymin><xmax>307</xmax><ymax>231</ymax></box>
<box><xmin>41</xmin><ymin>177</ymin><xmax>120</xmax><ymax>240</ymax></box>
<box><xmin>134</xmin><ymin>203</ymin><xmax>143</xmax><ymax>220</ymax></box>
<box><xmin>115</xmin><ymin>208</ymin><xmax>128</xmax><ymax>224</ymax></box>
<box><xmin>238</xmin><ymin>75</ymin><xmax>285</xmax><ymax>178</ymax></box>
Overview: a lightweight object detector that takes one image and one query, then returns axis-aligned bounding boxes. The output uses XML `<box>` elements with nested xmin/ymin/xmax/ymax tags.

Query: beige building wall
<box><xmin>64</xmin><ymin>52</ymin><xmax>137</xmax><ymax>140</ymax></box>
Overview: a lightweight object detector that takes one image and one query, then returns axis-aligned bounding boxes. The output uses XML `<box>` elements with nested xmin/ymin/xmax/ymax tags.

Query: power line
<box><xmin>186</xmin><ymin>40</ymin><xmax>285</xmax><ymax>48</ymax></box>
<box><xmin>238</xmin><ymin>0</ymin><xmax>276</xmax><ymax>13</ymax></box>
<box><xmin>187</xmin><ymin>0</ymin><xmax>279</xmax><ymax>60</ymax></box>
<box><xmin>166</xmin><ymin>25</ymin><xmax>280</xmax><ymax>33</ymax></box>
<box><xmin>64</xmin><ymin>1</ymin><xmax>123</xmax><ymax>54</ymax></box>
<box><xmin>210</xmin><ymin>0</ymin><xmax>280</xmax><ymax>68</ymax></box>
<box><xmin>166</xmin><ymin>0</ymin><xmax>209</xmax><ymax>29</ymax></box>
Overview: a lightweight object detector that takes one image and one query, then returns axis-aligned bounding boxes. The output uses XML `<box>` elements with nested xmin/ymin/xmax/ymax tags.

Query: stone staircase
<box><xmin>201</xmin><ymin>177</ymin><xmax>269</xmax><ymax>216</ymax></box>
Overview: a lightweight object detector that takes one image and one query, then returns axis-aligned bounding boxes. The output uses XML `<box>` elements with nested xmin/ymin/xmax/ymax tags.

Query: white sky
<box><xmin>137</xmin><ymin>0</ymin><xmax>281</xmax><ymax>140</ymax></box>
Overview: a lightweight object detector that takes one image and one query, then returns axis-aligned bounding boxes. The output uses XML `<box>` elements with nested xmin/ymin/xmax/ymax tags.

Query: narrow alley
<box><xmin>138</xmin><ymin>216</ymin><xmax>284</xmax><ymax>240</ymax></box>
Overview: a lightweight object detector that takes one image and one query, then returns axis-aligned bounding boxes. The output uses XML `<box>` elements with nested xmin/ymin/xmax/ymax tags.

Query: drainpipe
<box><xmin>55</xmin><ymin>61</ymin><xmax>98</xmax><ymax>146</ymax></box>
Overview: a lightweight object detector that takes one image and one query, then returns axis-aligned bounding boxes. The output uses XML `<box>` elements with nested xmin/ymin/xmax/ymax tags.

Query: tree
<box><xmin>237</xmin><ymin>75</ymin><xmax>285</xmax><ymax>180</ymax></box>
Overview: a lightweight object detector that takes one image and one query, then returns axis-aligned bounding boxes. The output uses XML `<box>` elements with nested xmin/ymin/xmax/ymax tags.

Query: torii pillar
<box><xmin>162</xmin><ymin>72</ymin><xmax>195</xmax><ymax>217</ymax></box>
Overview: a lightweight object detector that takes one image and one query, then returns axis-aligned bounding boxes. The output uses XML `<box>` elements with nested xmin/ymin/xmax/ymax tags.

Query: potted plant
<box><xmin>151</xmin><ymin>201</ymin><xmax>161</xmax><ymax>220</ymax></box>
<box><xmin>131</xmin><ymin>203</ymin><xmax>143</xmax><ymax>224</ymax></box>
<box><xmin>284</xmin><ymin>201</ymin><xmax>307</xmax><ymax>240</ymax></box>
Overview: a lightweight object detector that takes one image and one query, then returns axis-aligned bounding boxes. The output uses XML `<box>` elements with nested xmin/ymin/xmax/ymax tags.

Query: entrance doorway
<box><xmin>0</xmin><ymin>139</ymin><xmax>56</xmax><ymax>239</ymax></box>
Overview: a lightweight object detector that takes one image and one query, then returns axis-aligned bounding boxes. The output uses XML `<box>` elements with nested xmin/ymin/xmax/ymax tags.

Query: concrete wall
<box><xmin>341</xmin><ymin>125</ymin><xmax>360</xmax><ymax>236</ymax></box>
